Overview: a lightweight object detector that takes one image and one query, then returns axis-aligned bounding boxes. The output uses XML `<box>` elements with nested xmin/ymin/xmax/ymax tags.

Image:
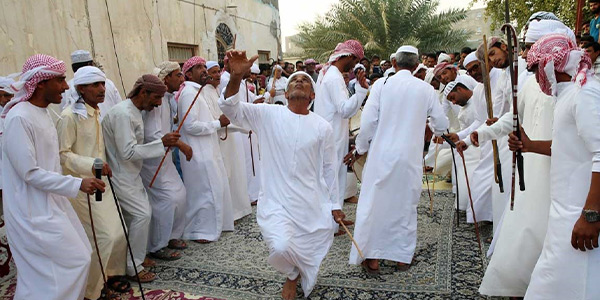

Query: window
<box><xmin>258</xmin><ymin>50</ymin><xmax>270</xmax><ymax>64</ymax></box>
<box><xmin>167</xmin><ymin>43</ymin><xmax>197</xmax><ymax>64</ymax></box>
<box><xmin>216</xmin><ymin>23</ymin><xmax>234</xmax><ymax>64</ymax></box>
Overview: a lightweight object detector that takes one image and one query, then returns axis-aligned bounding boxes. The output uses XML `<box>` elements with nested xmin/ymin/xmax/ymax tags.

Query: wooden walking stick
<box><xmin>339</xmin><ymin>220</ymin><xmax>364</xmax><ymax>259</ymax></box>
<box><xmin>423</xmin><ymin>159</ymin><xmax>434</xmax><ymax>218</ymax></box>
<box><xmin>501</xmin><ymin>0</ymin><xmax>525</xmax><ymax>210</ymax></box>
<box><xmin>430</xmin><ymin>141</ymin><xmax>440</xmax><ymax>215</ymax></box>
<box><xmin>149</xmin><ymin>83</ymin><xmax>207</xmax><ymax>188</ymax></box>
<box><xmin>459</xmin><ymin>150</ymin><xmax>486</xmax><ymax>266</ymax></box>
<box><xmin>481</xmin><ymin>34</ymin><xmax>504</xmax><ymax>193</ymax></box>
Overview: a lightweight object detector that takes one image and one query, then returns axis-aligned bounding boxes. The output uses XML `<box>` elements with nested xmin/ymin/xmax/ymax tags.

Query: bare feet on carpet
<box><xmin>168</xmin><ymin>238</ymin><xmax>188</xmax><ymax>250</ymax></box>
<box><xmin>282</xmin><ymin>275</ymin><xmax>300</xmax><ymax>300</ymax></box>
<box><xmin>194</xmin><ymin>239</ymin><xmax>212</xmax><ymax>244</ymax></box>
<box><xmin>127</xmin><ymin>269</ymin><xmax>156</xmax><ymax>283</ymax></box>
<box><xmin>396</xmin><ymin>261</ymin><xmax>411</xmax><ymax>272</ymax></box>
<box><xmin>142</xmin><ymin>256</ymin><xmax>156</xmax><ymax>268</ymax></box>
<box><xmin>344</xmin><ymin>196</ymin><xmax>358</xmax><ymax>204</ymax></box>
<box><xmin>149</xmin><ymin>247</ymin><xmax>182</xmax><ymax>261</ymax></box>
<box><xmin>361</xmin><ymin>259</ymin><xmax>380</xmax><ymax>275</ymax></box>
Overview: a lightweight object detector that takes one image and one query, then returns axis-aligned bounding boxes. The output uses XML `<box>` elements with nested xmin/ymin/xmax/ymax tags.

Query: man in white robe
<box><xmin>2</xmin><ymin>54</ymin><xmax>105</xmax><ymax>299</ymax></box>
<box><xmin>507</xmin><ymin>33</ymin><xmax>600</xmax><ymax>300</ymax></box>
<box><xmin>102</xmin><ymin>74</ymin><xmax>184</xmax><ymax>282</ymax></box>
<box><xmin>468</xmin><ymin>20</ymin><xmax>573</xmax><ymax>298</ymax></box>
<box><xmin>141</xmin><ymin>61</ymin><xmax>191</xmax><ymax>259</ymax></box>
<box><xmin>203</xmin><ymin>61</ymin><xmax>251</xmax><ymax>220</ymax></box>
<box><xmin>219</xmin><ymin>51</ymin><xmax>342</xmax><ymax>300</ymax></box>
<box><xmin>347</xmin><ymin>46</ymin><xmax>449</xmax><ymax>273</ymax></box>
<box><xmin>244</xmin><ymin>64</ymin><xmax>264</xmax><ymax>204</ymax></box>
<box><xmin>48</xmin><ymin>50</ymin><xmax>122</xmax><ymax>125</ymax></box>
<box><xmin>57</xmin><ymin>66</ymin><xmax>128</xmax><ymax>299</ymax></box>
<box><xmin>314</xmin><ymin>40</ymin><xmax>368</xmax><ymax>224</ymax></box>
<box><xmin>177</xmin><ymin>56</ymin><xmax>234</xmax><ymax>242</ymax></box>
<box><xmin>0</xmin><ymin>75</ymin><xmax>17</xmax><ymax>192</ymax></box>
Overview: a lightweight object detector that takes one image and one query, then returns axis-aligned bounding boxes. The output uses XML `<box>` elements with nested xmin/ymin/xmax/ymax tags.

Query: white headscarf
<box><xmin>438</xmin><ymin>53</ymin><xmax>451</xmax><ymax>64</ymax></box>
<box><xmin>412</xmin><ymin>64</ymin><xmax>427</xmax><ymax>75</ymax></box>
<box><xmin>463</xmin><ymin>52</ymin><xmax>478</xmax><ymax>68</ymax></box>
<box><xmin>525</xmin><ymin>19</ymin><xmax>575</xmax><ymax>44</ymax></box>
<box><xmin>285</xmin><ymin>71</ymin><xmax>316</xmax><ymax>109</ymax></box>
<box><xmin>153</xmin><ymin>61</ymin><xmax>180</xmax><ymax>80</ymax></box>
<box><xmin>71</xmin><ymin>66</ymin><xmax>106</xmax><ymax>119</ymax></box>
<box><xmin>0</xmin><ymin>74</ymin><xmax>19</xmax><ymax>95</ymax></box>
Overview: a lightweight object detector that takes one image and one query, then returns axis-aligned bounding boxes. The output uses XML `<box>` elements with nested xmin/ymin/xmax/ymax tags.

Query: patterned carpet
<box><xmin>141</xmin><ymin>187</ymin><xmax>494</xmax><ymax>300</ymax></box>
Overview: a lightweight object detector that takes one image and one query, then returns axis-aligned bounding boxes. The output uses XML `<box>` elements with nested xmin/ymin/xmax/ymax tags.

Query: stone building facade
<box><xmin>0</xmin><ymin>0</ymin><xmax>281</xmax><ymax>95</ymax></box>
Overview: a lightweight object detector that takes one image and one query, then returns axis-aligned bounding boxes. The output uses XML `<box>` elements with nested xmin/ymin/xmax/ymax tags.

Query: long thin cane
<box><xmin>107</xmin><ymin>177</ymin><xmax>146</xmax><ymax>300</ymax></box>
<box><xmin>87</xmin><ymin>194</ymin><xmax>109</xmax><ymax>299</ymax></box>
<box><xmin>458</xmin><ymin>151</ymin><xmax>485</xmax><ymax>266</ymax></box>
<box><xmin>423</xmin><ymin>159</ymin><xmax>434</xmax><ymax>218</ymax></box>
<box><xmin>149</xmin><ymin>83</ymin><xmax>207</xmax><ymax>188</ymax></box>
<box><xmin>339</xmin><ymin>221</ymin><xmax>364</xmax><ymax>259</ymax></box>
<box><xmin>447</xmin><ymin>130</ymin><xmax>460</xmax><ymax>226</ymax></box>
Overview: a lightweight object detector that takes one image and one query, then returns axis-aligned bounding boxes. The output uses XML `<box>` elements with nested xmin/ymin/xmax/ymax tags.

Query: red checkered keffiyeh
<box><xmin>433</xmin><ymin>62</ymin><xmax>456</xmax><ymax>76</ymax></box>
<box><xmin>527</xmin><ymin>33</ymin><xmax>592</xmax><ymax>96</ymax></box>
<box><xmin>319</xmin><ymin>40</ymin><xmax>365</xmax><ymax>83</ymax></box>
<box><xmin>176</xmin><ymin>56</ymin><xmax>207</xmax><ymax>102</ymax></box>
<box><xmin>1</xmin><ymin>54</ymin><xmax>66</xmax><ymax>118</ymax></box>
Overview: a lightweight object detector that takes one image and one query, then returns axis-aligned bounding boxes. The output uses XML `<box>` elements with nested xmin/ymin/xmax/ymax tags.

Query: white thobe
<box><xmin>478</xmin><ymin>75</ymin><xmax>554</xmax><ymax>297</ymax></box>
<box><xmin>57</xmin><ymin>104</ymin><xmax>127</xmax><ymax>299</ymax></box>
<box><xmin>219</xmin><ymin>91</ymin><xmax>338</xmax><ymax>297</ymax></box>
<box><xmin>0</xmin><ymin>104</ymin><xmax>3</xmax><ymax>189</ymax></box>
<box><xmin>178</xmin><ymin>81</ymin><xmax>233</xmax><ymax>241</ymax></box>
<box><xmin>102</xmin><ymin>99</ymin><xmax>166</xmax><ymax>276</ymax></box>
<box><xmin>265</xmin><ymin>77</ymin><xmax>288</xmax><ymax>105</ymax></box>
<box><xmin>315</xmin><ymin>65</ymin><xmax>367</xmax><ymax>209</ymax></box>
<box><xmin>218</xmin><ymin>70</ymin><xmax>231</xmax><ymax>94</ymax></box>
<box><xmin>467</xmin><ymin>68</ymin><xmax>512</xmax><ymax>229</ymax></box>
<box><xmin>203</xmin><ymin>83</ymin><xmax>251</xmax><ymax>220</ymax></box>
<box><xmin>241</xmin><ymin>80</ymin><xmax>263</xmax><ymax>202</ymax></box>
<box><xmin>351</xmin><ymin>70</ymin><xmax>448</xmax><ymax>265</ymax></box>
<box><xmin>3</xmin><ymin>101</ymin><xmax>91</xmax><ymax>299</ymax></box>
<box><xmin>140</xmin><ymin>92</ymin><xmax>187</xmax><ymax>252</ymax></box>
<box><xmin>524</xmin><ymin>80</ymin><xmax>600</xmax><ymax>300</ymax></box>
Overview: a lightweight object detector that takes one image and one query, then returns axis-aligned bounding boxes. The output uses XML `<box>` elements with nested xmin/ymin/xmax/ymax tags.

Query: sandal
<box><xmin>142</xmin><ymin>256</ymin><xmax>156</xmax><ymax>268</ymax></box>
<box><xmin>396</xmin><ymin>261</ymin><xmax>413</xmax><ymax>272</ymax></box>
<box><xmin>149</xmin><ymin>247</ymin><xmax>182</xmax><ymax>261</ymax></box>
<box><xmin>193</xmin><ymin>239</ymin><xmax>212</xmax><ymax>244</ymax></box>
<box><xmin>126</xmin><ymin>269</ymin><xmax>156</xmax><ymax>283</ymax></box>
<box><xmin>106</xmin><ymin>276</ymin><xmax>131</xmax><ymax>293</ymax></box>
<box><xmin>168</xmin><ymin>239</ymin><xmax>188</xmax><ymax>250</ymax></box>
<box><xmin>361</xmin><ymin>260</ymin><xmax>380</xmax><ymax>275</ymax></box>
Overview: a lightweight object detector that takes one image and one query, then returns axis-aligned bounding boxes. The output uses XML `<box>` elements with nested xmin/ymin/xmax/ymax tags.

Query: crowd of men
<box><xmin>0</xmin><ymin>6</ymin><xmax>599</xmax><ymax>300</ymax></box>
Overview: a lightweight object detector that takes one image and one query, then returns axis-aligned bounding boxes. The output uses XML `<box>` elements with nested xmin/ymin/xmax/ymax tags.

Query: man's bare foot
<box><xmin>142</xmin><ymin>256</ymin><xmax>156</xmax><ymax>268</ymax></box>
<box><xmin>344</xmin><ymin>196</ymin><xmax>358</xmax><ymax>204</ymax></box>
<box><xmin>361</xmin><ymin>259</ymin><xmax>379</xmax><ymax>275</ymax></box>
<box><xmin>396</xmin><ymin>261</ymin><xmax>411</xmax><ymax>272</ymax></box>
<box><xmin>282</xmin><ymin>276</ymin><xmax>299</xmax><ymax>300</ymax></box>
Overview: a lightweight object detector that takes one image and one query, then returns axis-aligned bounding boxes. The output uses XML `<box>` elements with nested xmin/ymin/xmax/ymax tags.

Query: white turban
<box><xmin>443</xmin><ymin>81</ymin><xmax>458</xmax><ymax>98</ymax></box>
<box><xmin>251</xmin><ymin>64</ymin><xmax>260</xmax><ymax>74</ymax></box>
<box><xmin>206</xmin><ymin>61</ymin><xmax>219</xmax><ymax>71</ymax></box>
<box><xmin>390</xmin><ymin>52</ymin><xmax>396</xmax><ymax>61</ymax></box>
<box><xmin>397</xmin><ymin>45</ymin><xmax>419</xmax><ymax>55</ymax></box>
<box><xmin>437</xmin><ymin>53</ymin><xmax>451</xmax><ymax>64</ymax></box>
<box><xmin>0</xmin><ymin>75</ymin><xmax>18</xmax><ymax>94</ymax></box>
<box><xmin>412</xmin><ymin>64</ymin><xmax>427</xmax><ymax>75</ymax></box>
<box><xmin>463</xmin><ymin>52</ymin><xmax>478</xmax><ymax>68</ymax></box>
<box><xmin>525</xmin><ymin>19</ymin><xmax>575</xmax><ymax>44</ymax></box>
<box><xmin>71</xmin><ymin>50</ymin><xmax>93</xmax><ymax>64</ymax></box>
<box><xmin>285</xmin><ymin>71</ymin><xmax>317</xmax><ymax>109</ymax></box>
<box><xmin>73</xmin><ymin>66</ymin><xmax>106</xmax><ymax>86</ymax></box>
<box><xmin>383</xmin><ymin>68</ymin><xmax>395</xmax><ymax>78</ymax></box>
<box><xmin>353</xmin><ymin>63</ymin><xmax>366</xmax><ymax>72</ymax></box>
<box><xmin>153</xmin><ymin>61</ymin><xmax>180</xmax><ymax>80</ymax></box>
<box><xmin>424</xmin><ymin>68</ymin><xmax>435</xmax><ymax>84</ymax></box>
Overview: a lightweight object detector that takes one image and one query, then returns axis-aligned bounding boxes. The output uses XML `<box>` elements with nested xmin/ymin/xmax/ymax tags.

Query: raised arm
<box><xmin>328</xmin><ymin>71</ymin><xmax>368</xmax><ymax>119</ymax></box>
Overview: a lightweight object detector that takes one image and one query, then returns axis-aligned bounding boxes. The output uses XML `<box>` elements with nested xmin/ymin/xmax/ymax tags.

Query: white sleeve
<box><xmin>104</xmin><ymin>113</ymin><xmax>165</xmax><ymax>162</ymax></box>
<box><xmin>478</xmin><ymin>84</ymin><xmax>525</xmax><ymax>143</ymax></box>
<box><xmin>322</xmin><ymin>125</ymin><xmax>340</xmax><ymax>210</ymax></box>
<box><xmin>219</xmin><ymin>91</ymin><xmax>264</xmax><ymax>135</ymax></box>
<box><xmin>575</xmin><ymin>87</ymin><xmax>600</xmax><ymax>172</ymax></box>
<box><xmin>428</xmin><ymin>88</ymin><xmax>449</xmax><ymax>135</ymax></box>
<box><xmin>4</xmin><ymin>115</ymin><xmax>82</xmax><ymax>198</ymax></box>
<box><xmin>326</xmin><ymin>80</ymin><xmax>367</xmax><ymax>119</ymax></box>
<box><xmin>179</xmin><ymin>92</ymin><xmax>221</xmax><ymax>136</ymax></box>
<box><xmin>355</xmin><ymin>81</ymin><xmax>382</xmax><ymax>155</ymax></box>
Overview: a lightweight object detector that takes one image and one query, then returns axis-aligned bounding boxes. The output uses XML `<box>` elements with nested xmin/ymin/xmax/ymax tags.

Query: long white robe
<box><xmin>351</xmin><ymin>70</ymin><xmax>448</xmax><ymax>265</ymax></box>
<box><xmin>3</xmin><ymin>101</ymin><xmax>91</xmax><ymax>299</ymax></box>
<box><xmin>219</xmin><ymin>91</ymin><xmax>338</xmax><ymax>297</ymax></box>
<box><xmin>265</xmin><ymin>77</ymin><xmax>288</xmax><ymax>105</ymax></box>
<box><xmin>178</xmin><ymin>81</ymin><xmax>233</xmax><ymax>241</ymax></box>
<box><xmin>453</xmin><ymin>84</ymin><xmax>485</xmax><ymax>211</ymax></box>
<box><xmin>140</xmin><ymin>92</ymin><xmax>187</xmax><ymax>252</ymax></box>
<box><xmin>102</xmin><ymin>99</ymin><xmax>166</xmax><ymax>276</ymax></box>
<box><xmin>57</xmin><ymin>103</ymin><xmax>127</xmax><ymax>299</ymax></box>
<box><xmin>524</xmin><ymin>80</ymin><xmax>600</xmax><ymax>300</ymax></box>
<box><xmin>478</xmin><ymin>74</ymin><xmax>554</xmax><ymax>297</ymax></box>
<box><xmin>241</xmin><ymin>80</ymin><xmax>262</xmax><ymax>202</ymax></box>
<box><xmin>203</xmin><ymin>83</ymin><xmax>251</xmax><ymax>220</ymax></box>
<box><xmin>315</xmin><ymin>65</ymin><xmax>367</xmax><ymax>209</ymax></box>
<box><xmin>466</xmin><ymin>68</ymin><xmax>511</xmax><ymax>228</ymax></box>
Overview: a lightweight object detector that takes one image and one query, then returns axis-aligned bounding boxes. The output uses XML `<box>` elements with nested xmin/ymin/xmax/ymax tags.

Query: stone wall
<box><xmin>0</xmin><ymin>0</ymin><xmax>280</xmax><ymax>96</ymax></box>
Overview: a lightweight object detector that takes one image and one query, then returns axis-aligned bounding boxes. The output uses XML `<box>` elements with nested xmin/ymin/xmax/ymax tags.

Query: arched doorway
<box><xmin>216</xmin><ymin>23</ymin><xmax>234</xmax><ymax>65</ymax></box>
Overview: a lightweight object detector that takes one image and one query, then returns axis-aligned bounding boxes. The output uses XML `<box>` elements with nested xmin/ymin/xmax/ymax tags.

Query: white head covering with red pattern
<box><xmin>2</xmin><ymin>54</ymin><xmax>66</xmax><ymax>118</ymax></box>
<box><xmin>527</xmin><ymin>33</ymin><xmax>592</xmax><ymax>96</ymax></box>
<box><xmin>318</xmin><ymin>40</ymin><xmax>365</xmax><ymax>83</ymax></box>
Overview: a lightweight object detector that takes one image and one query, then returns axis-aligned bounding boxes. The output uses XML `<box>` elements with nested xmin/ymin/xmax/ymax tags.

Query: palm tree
<box><xmin>297</xmin><ymin>0</ymin><xmax>470</xmax><ymax>61</ymax></box>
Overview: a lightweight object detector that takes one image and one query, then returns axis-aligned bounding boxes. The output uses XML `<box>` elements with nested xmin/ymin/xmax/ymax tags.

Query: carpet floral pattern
<box><xmin>142</xmin><ymin>190</ymin><xmax>493</xmax><ymax>299</ymax></box>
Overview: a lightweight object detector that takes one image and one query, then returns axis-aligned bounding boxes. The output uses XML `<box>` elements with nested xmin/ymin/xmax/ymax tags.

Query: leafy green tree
<box><xmin>472</xmin><ymin>0</ymin><xmax>585</xmax><ymax>33</ymax></box>
<box><xmin>296</xmin><ymin>0</ymin><xmax>470</xmax><ymax>61</ymax></box>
